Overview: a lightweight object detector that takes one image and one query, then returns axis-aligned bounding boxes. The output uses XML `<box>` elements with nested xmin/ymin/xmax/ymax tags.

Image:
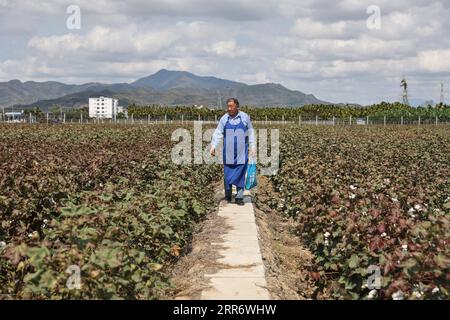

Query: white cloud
<box><xmin>238</xmin><ymin>72</ymin><xmax>269</xmax><ymax>84</ymax></box>
<box><xmin>28</xmin><ymin>24</ymin><xmax>194</xmax><ymax>59</ymax></box>
<box><xmin>417</xmin><ymin>49</ymin><xmax>450</xmax><ymax>73</ymax></box>
<box><xmin>209</xmin><ymin>40</ymin><xmax>253</xmax><ymax>58</ymax></box>
<box><xmin>275</xmin><ymin>59</ymin><xmax>317</xmax><ymax>74</ymax></box>
<box><xmin>0</xmin><ymin>0</ymin><xmax>449</xmax><ymax>105</ymax></box>
<box><xmin>3</xmin><ymin>0</ymin><xmax>277</xmax><ymax>20</ymax></box>
<box><xmin>290</xmin><ymin>18</ymin><xmax>358</xmax><ymax>39</ymax></box>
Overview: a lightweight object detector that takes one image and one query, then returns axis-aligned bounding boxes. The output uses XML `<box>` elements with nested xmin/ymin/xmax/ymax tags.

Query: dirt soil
<box><xmin>164</xmin><ymin>177</ymin><xmax>317</xmax><ymax>300</ymax></box>
<box><xmin>253</xmin><ymin>178</ymin><xmax>317</xmax><ymax>299</ymax></box>
<box><xmin>164</xmin><ymin>181</ymin><xmax>231</xmax><ymax>300</ymax></box>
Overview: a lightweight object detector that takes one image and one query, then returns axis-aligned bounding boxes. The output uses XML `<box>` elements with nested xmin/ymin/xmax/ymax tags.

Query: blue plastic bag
<box><xmin>245</xmin><ymin>158</ymin><xmax>257</xmax><ymax>190</ymax></box>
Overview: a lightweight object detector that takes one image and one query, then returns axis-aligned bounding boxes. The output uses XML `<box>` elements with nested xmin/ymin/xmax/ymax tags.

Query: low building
<box><xmin>89</xmin><ymin>97</ymin><xmax>120</xmax><ymax>119</ymax></box>
<box><xmin>5</xmin><ymin>112</ymin><xmax>24</xmax><ymax>122</ymax></box>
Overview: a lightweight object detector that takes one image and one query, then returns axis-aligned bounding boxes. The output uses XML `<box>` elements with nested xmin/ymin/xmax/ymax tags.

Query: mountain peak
<box><xmin>0</xmin><ymin>70</ymin><xmax>330</xmax><ymax>108</ymax></box>
<box><xmin>131</xmin><ymin>69</ymin><xmax>244</xmax><ymax>91</ymax></box>
<box><xmin>8</xmin><ymin>79</ymin><xmax>22</xmax><ymax>85</ymax></box>
<box><xmin>154</xmin><ymin>68</ymin><xmax>175</xmax><ymax>74</ymax></box>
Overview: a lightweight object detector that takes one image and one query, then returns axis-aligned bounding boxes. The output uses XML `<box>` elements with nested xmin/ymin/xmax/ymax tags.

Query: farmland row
<box><xmin>0</xmin><ymin>124</ymin><xmax>221</xmax><ymax>299</ymax></box>
<box><xmin>254</xmin><ymin>125</ymin><xmax>450</xmax><ymax>299</ymax></box>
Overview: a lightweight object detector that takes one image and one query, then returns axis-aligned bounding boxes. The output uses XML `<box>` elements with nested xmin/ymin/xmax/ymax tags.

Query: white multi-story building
<box><xmin>89</xmin><ymin>97</ymin><xmax>120</xmax><ymax>119</ymax></box>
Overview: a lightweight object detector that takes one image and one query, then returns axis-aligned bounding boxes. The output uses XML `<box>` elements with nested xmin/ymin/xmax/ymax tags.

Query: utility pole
<box><xmin>440</xmin><ymin>83</ymin><xmax>445</xmax><ymax>105</ymax></box>
<box><xmin>400</xmin><ymin>76</ymin><xmax>409</xmax><ymax>105</ymax></box>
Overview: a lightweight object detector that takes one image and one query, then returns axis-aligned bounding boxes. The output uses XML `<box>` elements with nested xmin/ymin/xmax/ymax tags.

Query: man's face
<box><xmin>227</xmin><ymin>101</ymin><xmax>238</xmax><ymax>117</ymax></box>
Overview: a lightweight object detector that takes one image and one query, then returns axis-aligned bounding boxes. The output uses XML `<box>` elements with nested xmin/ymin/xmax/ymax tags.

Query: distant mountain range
<box><xmin>0</xmin><ymin>69</ymin><xmax>330</xmax><ymax>111</ymax></box>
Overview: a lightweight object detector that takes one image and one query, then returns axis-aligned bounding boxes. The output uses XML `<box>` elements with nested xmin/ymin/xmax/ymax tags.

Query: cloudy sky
<box><xmin>0</xmin><ymin>0</ymin><xmax>449</xmax><ymax>105</ymax></box>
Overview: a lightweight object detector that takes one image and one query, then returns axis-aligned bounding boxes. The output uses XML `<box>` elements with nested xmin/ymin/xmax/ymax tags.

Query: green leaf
<box><xmin>76</xmin><ymin>227</ymin><xmax>99</xmax><ymax>241</ymax></box>
<box><xmin>90</xmin><ymin>246</ymin><xmax>123</xmax><ymax>269</ymax></box>
<box><xmin>149</xmin><ymin>263</ymin><xmax>163</xmax><ymax>271</ymax></box>
<box><xmin>38</xmin><ymin>270</ymin><xmax>58</xmax><ymax>289</ymax></box>
<box><xmin>61</xmin><ymin>205</ymin><xmax>96</xmax><ymax>217</ymax></box>
<box><xmin>402</xmin><ymin>258</ymin><xmax>418</xmax><ymax>269</ymax></box>
<box><xmin>27</xmin><ymin>246</ymin><xmax>50</xmax><ymax>268</ymax></box>
<box><xmin>100</xmin><ymin>194</ymin><xmax>113</xmax><ymax>202</ymax></box>
<box><xmin>24</xmin><ymin>269</ymin><xmax>44</xmax><ymax>283</ymax></box>
<box><xmin>434</xmin><ymin>254</ymin><xmax>450</xmax><ymax>269</ymax></box>
<box><xmin>348</xmin><ymin>254</ymin><xmax>360</xmax><ymax>269</ymax></box>
<box><xmin>315</xmin><ymin>233</ymin><xmax>324</xmax><ymax>245</ymax></box>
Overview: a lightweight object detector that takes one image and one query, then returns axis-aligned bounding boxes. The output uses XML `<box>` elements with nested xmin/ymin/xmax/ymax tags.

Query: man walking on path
<box><xmin>210</xmin><ymin>98</ymin><xmax>256</xmax><ymax>205</ymax></box>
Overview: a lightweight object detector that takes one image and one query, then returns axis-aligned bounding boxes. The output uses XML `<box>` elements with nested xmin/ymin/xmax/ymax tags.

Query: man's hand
<box><xmin>210</xmin><ymin>146</ymin><xmax>215</xmax><ymax>157</ymax></box>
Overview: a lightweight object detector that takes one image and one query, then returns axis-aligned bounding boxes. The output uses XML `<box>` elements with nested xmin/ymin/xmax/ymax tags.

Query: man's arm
<box><xmin>210</xmin><ymin>116</ymin><xmax>225</xmax><ymax>156</ymax></box>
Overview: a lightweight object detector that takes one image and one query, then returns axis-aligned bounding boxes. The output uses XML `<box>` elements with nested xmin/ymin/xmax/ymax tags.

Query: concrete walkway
<box><xmin>201</xmin><ymin>189</ymin><xmax>270</xmax><ymax>300</ymax></box>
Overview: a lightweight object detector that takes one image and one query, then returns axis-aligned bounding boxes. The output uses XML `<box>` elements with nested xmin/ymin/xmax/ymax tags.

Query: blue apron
<box><xmin>223</xmin><ymin>115</ymin><xmax>249</xmax><ymax>189</ymax></box>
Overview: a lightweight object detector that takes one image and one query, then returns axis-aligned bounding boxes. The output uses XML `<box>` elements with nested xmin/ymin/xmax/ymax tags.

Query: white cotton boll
<box><xmin>414</xmin><ymin>204</ymin><xmax>422</xmax><ymax>211</ymax></box>
<box><xmin>411</xmin><ymin>291</ymin><xmax>423</xmax><ymax>299</ymax></box>
<box><xmin>28</xmin><ymin>231</ymin><xmax>37</xmax><ymax>238</ymax></box>
<box><xmin>349</xmin><ymin>193</ymin><xmax>356</xmax><ymax>199</ymax></box>
<box><xmin>0</xmin><ymin>241</ymin><xmax>6</xmax><ymax>247</ymax></box>
<box><xmin>350</xmin><ymin>185</ymin><xmax>357</xmax><ymax>190</ymax></box>
<box><xmin>367</xmin><ymin>289</ymin><xmax>377</xmax><ymax>299</ymax></box>
<box><xmin>402</xmin><ymin>244</ymin><xmax>408</xmax><ymax>251</ymax></box>
<box><xmin>432</xmin><ymin>287</ymin><xmax>440</xmax><ymax>294</ymax></box>
<box><xmin>392</xmin><ymin>290</ymin><xmax>404</xmax><ymax>300</ymax></box>
<box><xmin>324</xmin><ymin>232</ymin><xmax>330</xmax><ymax>238</ymax></box>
